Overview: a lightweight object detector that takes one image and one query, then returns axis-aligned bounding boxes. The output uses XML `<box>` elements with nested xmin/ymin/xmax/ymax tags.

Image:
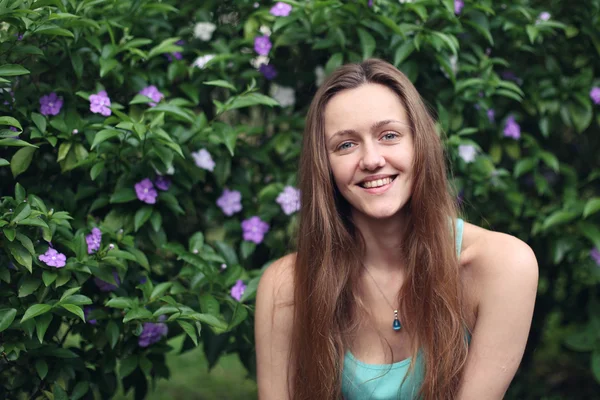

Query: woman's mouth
<box><xmin>359</xmin><ymin>175</ymin><xmax>397</xmax><ymax>189</ymax></box>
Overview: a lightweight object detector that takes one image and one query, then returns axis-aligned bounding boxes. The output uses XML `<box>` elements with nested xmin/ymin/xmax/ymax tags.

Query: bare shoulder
<box><xmin>257</xmin><ymin>252</ymin><xmax>296</xmax><ymax>305</ymax></box>
<box><xmin>460</xmin><ymin>222</ymin><xmax>538</xmax><ymax>311</ymax></box>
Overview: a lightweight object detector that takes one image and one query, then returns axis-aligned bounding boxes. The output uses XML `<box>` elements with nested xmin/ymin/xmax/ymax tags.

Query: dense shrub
<box><xmin>0</xmin><ymin>0</ymin><xmax>599</xmax><ymax>399</ymax></box>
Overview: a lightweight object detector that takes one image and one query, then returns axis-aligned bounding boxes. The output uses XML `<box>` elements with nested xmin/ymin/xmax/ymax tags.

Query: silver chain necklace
<box><xmin>363</xmin><ymin>267</ymin><xmax>402</xmax><ymax>332</ymax></box>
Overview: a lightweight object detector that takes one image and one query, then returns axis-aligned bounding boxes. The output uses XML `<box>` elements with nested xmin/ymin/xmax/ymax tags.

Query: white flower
<box><xmin>192</xmin><ymin>148</ymin><xmax>215</xmax><ymax>171</ymax></box>
<box><xmin>219</xmin><ymin>12</ymin><xmax>239</xmax><ymax>25</ymax></box>
<box><xmin>398</xmin><ymin>0</ymin><xmax>415</xmax><ymax>3</ymax></box>
<box><xmin>250</xmin><ymin>55</ymin><xmax>270</xmax><ymax>69</ymax></box>
<box><xmin>193</xmin><ymin>54</ymin><xmax>215</xmax><ymax>69</ymax></box>
<box><xmin>536</xmin><ymin>12</ymin><xmax>551</xmax><ymax>24</ymax></box>
<box><xmin>449</xmin><ymin>54</ymin><xmax>458</xmax><ymax>75</ymax></box>
<box><xmin>458</xmin><ymin>144</ymin><xmax>477</xmax><ymax>163</ymax></box>
<box><xmin>259</xmin><ymin>25</ymin><xmax>272</xmax><ymax>36</ymax></box>
<box><xmin>270</xmin><ymin>84</ymin><xmax>296</xmax><ymax>108</ymax></box>
<box><xmin>194</xmin><ymin>22</ymin><xmax>216</xmax><ymax>41</ymax></box>
<box><xmin>314</xmin><ymin>66</ymin><xmax>326</xmax><ymax>87</ymax></box>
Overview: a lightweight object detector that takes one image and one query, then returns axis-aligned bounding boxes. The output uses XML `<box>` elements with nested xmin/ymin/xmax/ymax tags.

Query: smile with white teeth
<box><xmin>360</xmin><ymin>176</ymin><xmax>395</xmax><ymax>189</ymax></box>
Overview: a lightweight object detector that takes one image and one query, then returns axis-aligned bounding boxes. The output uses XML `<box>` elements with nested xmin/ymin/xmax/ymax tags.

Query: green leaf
<box><xmin>150</xmin><ymin>282</ymin><xmax>173</xmax><ymax>301</ymax></box>
<box><xmin>240</xmin><ymin>276</ymin><xmax>260</xmax><ymax>302</ymax></box>
<box><xmin>592</xmin><ymin>350</ymin><xmax>600</xmax><ymax>384</ymax></box>
<box><xmin>0</xmin><ymin>116</ymin><xmax>23</xmax><ymax>130</ymax></box>
<box><xmin>61</xmin><ymin>294</ymin><xmax>92</xmax><ymax>306</ymax></box>
<box><xmin>0</xmin><ymin>138</ymin><xmax>37</xmax><ymax>147</ymax></box>
<box><xmin>60</xmin><ymin>304</ymin><xmax>85</xmax><ymax>321</ymax></box>
<box><xmin>123</xmin><ymin>307</ymin><xmax>153</xmax><ymax>323</ymax></box>
<box><xmin>203</xmin><ymin>80</ymin><xmax>237</xmax><ymax>92</ymax></box>
<box><xmin>565</xmin><ymin>328</ymin><xmax>595</xmax><ymax>352</ymax></box>
<box><xmin>125</xmin><ymin>246</ymin><xmax>150</xmax><ymax>270</ymax></box>
<box><xmin>11</xmin><ymin>147</ymin><xmax>36</xmax><ymax>177</ymax></box>
<box><xmin>71</xmin><ymin>381</ymin><xmax>89</xmax><ymax>400</ymax></box>
<box><xmin>99</xmin><ymin>58</ymin><xmax>118</xmax><ymax>77</ymax></box>
<box><xmin>110</xmin><ymin>188</ymin><xmax>137</xmax><ymax>204</ymax></box>
<box><xmin>227</xmin><ymin>303</ymin><xmax>248</xmax><ymax>330</ymax></box>
<box><xmin>53</xmin><ymin>383</ymin><xmax>68</xmax><ymax>400</ymax></box>
<box><xmin>578</xmin><ymin>222</ymin><xmax>600</xmax><ymax>251</ymax></box>
<box><xmin>42</xmin><ymin>271</ymin><xmax>57</xmax><ymax>287</ymax></box>
<box><xmin>0</xmin><ymin>308</ymin><xmax>17</xmax><ymax>332</ymax></box>
<box><xmin>146</xmin><ymin>104</ymin><xmax>194</xmax><ymax>123</ymax></box>
<box><xmin>21</xmin><ymin>304</ymin><xmax>52</xmax><ymax>323</ymax></box>
<box><xmin>12</xmin><ymin>203</ymin><xmax>32</xmax><ymax>223</ymax></box>
<box><xmin>150</xmin><ymin>210</ymin><xmax>162</xmax><ymax>232</ymax></box>
<box><xmin>119</xmin><ymin>355</ymin><xmax>138</xmax><ymax>378</ymax></box>
<box><xmin>19</xmin><ymin>276</ymin><xmax>41</xmax><ymax>297</ymax></box>
<box><xmin>3</xmin><ymin>227</ymin><xmax>16</xmax><ymax>241</ymax></box>
<box><xmin>0</xmin><ymin>158</ymin><xmax>9</xmax><ymax>167</ymax></box>
<box><xmin>357</xmin><ymin>28</ymin><xmax>376</xmax><ymax>60</ymax></box>
<box><xmin>0</xmin><ymin>64</ymin><xmax>31</xmax><ymax>76</ymax></box>
<box><xmin>542</xmin><ymin>210</ymin><xmax>579</xmax><ymax>231</ymax></box>
<box><xmin>31</xmin><ymin>112</ymin><xmax>46</xmax><ymax>133</ymax></box>
<box><xmin>539</xmin><ymin>151</ymin><xmax>559</xmax><ymax>172</ymax></box>
<box><xmin>134</xmin><ymin>206</ymin><xmax>153</xmax><ymax>231</ymax></box>
<box><xmin>90</xmin><ymin>162</ymin><xmax>105</xmax><ymax>181</ymax></box>
<box><xmin>513</xmin><ymin>158</ymin><xmax>538</xmax><ymax>178</ymax></box>
<box><xmin>178</xmin><ymin>320</ymin><xmax>198</xmax><ymax>346</ymax></box>
<box><xmin>0</xmin><ymin>267</ymin><xmax>9</xmax><ymax>283</ymax></box>
<box><xmin>148</xmin><ymin>37</ymin><xmax>183</xmax><ymax>59</ymax></box>
<box><xmin>15</xmin><ymin>233</ymin><xmax>35</xmax><ymax>255</ymax></box>
<box><xmin>35</xmin><ymin>312</ymin><xmax>53</xmax><ymax>343</ymax></box>
<box><xmin>393</xmin><ymin>41</ymin><xmax>415</xmax><ymax>66</ymax></box>
<box><xmin>91</xmin><ymin>128</ymin><xmax>121</xmax><ymax>149</ymax></box>
<box><xmin>15</xmin><ymin>183</ymin><xmax>25</xmax><ymax>202</ymax></box>
<box><xmin>583</xmin><ymin>198</ymin><xmax>600</xmax><ymax>218</ymax></box>
<box><xmin>106</xmin><ymin>297</ymin><xmax>134</xmax><ymax>309</ymax></box>
<box><xmin>189</xmin><ymin>313</ymin><xmax>228</xmax><ymax>331</ymax></box>
<box><xmin>106</xmin><ymin>320</ymin><xmax>119</xmax><ymax>349</ymax></box>
<box><xmin>199</xmin><ymin>293</ymin><xmax>220</xmax><ymax>316</ymax></box>
<box><xmin>8</xmin><ymin>241</ymin><xmax>33</xmax><ymax>273</ymax></box>
<box><xmin>18</xmin><ymin>217</ymin><xmax>49</xmax><ymax>229</ymax></box>
<box><xmin>56</xmin><ymin>142</ymin><xmax>72</xmax><ymax>162</ymax></box>
<box><xmin>325</xmin><ymin>52</ymin><xmax>344</xmax><ymax>75</ymax></box>
<box><xmin>35</xmin><ymin>359</ymin><xmax>48</xmax><ymax>380</ymax></box>
<box><xmin>189</xmin><ymin>232</ymin><xmax>204</xmax><ymax>253</ymax></box>
<box><xmin>60</xmin><ymin>286</ymin><xmax>81</xmax><ymax>301</ymax></box>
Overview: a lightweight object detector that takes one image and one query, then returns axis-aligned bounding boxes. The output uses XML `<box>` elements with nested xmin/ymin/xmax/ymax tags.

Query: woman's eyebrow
<box><xmin>327</xmin><ymin>119</ymin><xmax>408</xmax><ymax>144</ymax></box>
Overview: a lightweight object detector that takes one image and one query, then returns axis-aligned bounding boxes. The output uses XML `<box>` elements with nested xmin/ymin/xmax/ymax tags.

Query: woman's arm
<box><xmin>255</xmin><ymin>253</ymin><xmax>296</xmax><ymax>399</ymax></box>
<box><xmin>458</xmin><ymin>228</ymin><xmax>538</xmax><ymax>399</ymax></box>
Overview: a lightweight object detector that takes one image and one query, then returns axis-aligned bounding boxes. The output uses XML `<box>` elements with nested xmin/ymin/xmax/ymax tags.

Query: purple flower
<box><xmin>591</xmin><ymin>248</ymin><xmax>600</xmax><ymax>266</ymax></box>
<box><xmin>89</xmin><ymin>90</ymin><xmax>112</xmax><ymax>116</ymax></box>
<box><xmin>165</xmin><ymin>40</ymin><xmax>184</xmax><ymax>62</ymax></box>
<box><xmin>590</xmin><ymin>87</ymin><xmax>600</xmax><ymax>105</ymax></box>
<box><xmin>154</xmin><ymin>175</ymin><xmax>171</xmax><ymax>191</ymax></box>
<box><xmin>454</xmin><ymin>0</ymin><xmax>464</xmax><ymax>14</ymax></box>
<box><xmin>254</xmin><ymin>35</ymin><xmax>272</xmax><ymax>56</ymax></box>
<box><xmin>84</xmin><ymin>306</ymin><xmax>97</xmax><ymax>325</ymax></box>
<box><xmin>487</xmin><ymin>109</ymin><xmax>495</xmax><ymax>123</ymax></box>
<box><xmin>276</xmin><ymin>186</ymin><xmax>301</xmax><ymax>215</ymax></box>
<box><xmin>39</xmin><ymin>92</ymin><xmax>63</xmax><ymax>116</ymax></box>
<box><xmin>538</xmin><ymin>12</ymin><xmax>551</xmax><ymax>22</ymax></box>
<box><xmin>9</xmin><ymin>126</ymin><xmax>18</xmax><ymax>132</ymax></box>
<box><xmin>270</xmin><ymin>2</ymin><xmax>292</xmax><ymax>17</ymax></box>
<box><xmin>259</xmin><ymin>64</ymin><xmax>277</xmax><ymax>80</ymax></box>
<box><xmin>86</xmin><ymin>227</ymin><xmax>102</xmax><ymax>254</ymax></box>
<box><xmin>192</xmin><ymin>148</ymin><xmax>215</xmax><ymax>171</ymax></box>
<box><xmin>501</xmin><ymin>71</ymin><xmax>523</xmax><ymax>86</ymax></box>
<box><xmin>39</xmin><ymin>248</ymin><xmax>67</xmax><ymax>268</ymax></box>
<box><xmin>138</xmin><ymin>321</ymin><xmax>169</xmax><ymax>347</ymax></box>
<box><xmin>217</xmin><ymin>189</ymin><xmax>242</xmax><ymax>216</ymax></box>
<box><xmin>241</xmin><ymin>216</ymin><xmax>270</xmax><ymax>244</ymax></box>
<box><xmin>94</xmin><ymin>272</ymin><xmax>120</xmax><ymax>292</ymax></box>
<box><xmin>503</xmin><ymin>116</ymin><xmax>521</xmax><ymax>140</ymax></box>
<box><xmin>135</xmin><ymin>178</ymin><xmax>158</xmax><ymax>204</ymax></box>
<box><xmin>368</xmin><ymin>0</ymin><xmax>373</xmax><ymax>7</ymax></box>
<box><xmin>138</xmin><ymin>85</ymin><xmax>164</xmax><ymax>107</ymax></box>
<box><xmin>230</xmin><ymin>280</ymin><xmax>247</xmax><ymax>301</ymax></box>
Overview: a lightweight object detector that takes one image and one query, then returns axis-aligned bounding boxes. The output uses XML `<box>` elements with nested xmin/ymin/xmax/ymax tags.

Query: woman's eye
<box><xmin>337</xmin><ymin>142</ymin><xmax>355</xmax><ymax>151</ymax></box>
<box><xmin>382</xmin><ymin>132</ymin><xmax>399</xmax><ymax>140</ymax></box>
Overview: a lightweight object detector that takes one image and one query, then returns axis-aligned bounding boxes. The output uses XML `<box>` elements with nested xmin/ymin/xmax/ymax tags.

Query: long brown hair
<box><xmin>290</xmin><ymin>59</ymin><xmax>468</xmax><ymax>399</ymax></box>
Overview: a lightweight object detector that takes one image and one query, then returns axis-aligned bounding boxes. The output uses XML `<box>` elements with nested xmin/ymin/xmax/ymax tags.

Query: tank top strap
<box><xmin>456</xmin><ymin>218</ymin><xmax>464</xmax><ymax>257</ymax></box>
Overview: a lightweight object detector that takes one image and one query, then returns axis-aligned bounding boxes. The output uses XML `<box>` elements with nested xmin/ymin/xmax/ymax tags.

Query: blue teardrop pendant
<box><xmin>393</xmin><ymin>310</ymin><xmax>401</xmax><ymax>331</ymax></box>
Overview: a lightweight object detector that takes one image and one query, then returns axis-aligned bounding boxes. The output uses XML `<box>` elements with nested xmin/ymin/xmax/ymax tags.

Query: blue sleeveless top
<box><xmin>341</xmin><ymin>218</ymin><xmax>465</xmax><ymax>400</ymax></box>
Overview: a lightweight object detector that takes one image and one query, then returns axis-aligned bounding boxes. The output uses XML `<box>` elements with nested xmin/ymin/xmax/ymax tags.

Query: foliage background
<box><xmin>1</xmin><ymin>0</ymin><xmax>600</xmax><ymax>399</ymax></box>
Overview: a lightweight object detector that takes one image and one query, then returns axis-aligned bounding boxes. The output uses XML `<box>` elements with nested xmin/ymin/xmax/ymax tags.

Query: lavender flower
<box><xmin>138</xmin><ymin>320</ymin><xmax>168</xmax><ymax>347</ymax></box>
<box><xmin>230</xmin><ymin>280</ymin><xmax>247</xmax><ymax>301</ymax></box>
<box><xmin>135</xmin><ymin>178</ymin><xmax>158</xmax><ymax>204</ymax></box>
<box><xmin>537</xmin><ymin>12</ymin><xmax>551</xmax><ymax>22</ymax></box>
<box><xmin>94</xmin><ymin>272</ymin><xmax>120</xmax><ymax>292</ymax></box>
<box><xmin>270</xmin><ymin>2</ymin><xmax>292</xmax><ymax>17</ymax></box>
<box><xmin>259</xmin><ymin>64</ymin><xmax>278</xmax><ymax>80</ymax></box>
<box><xmin>254</xmin><ymin>35</ymin><xmax>272</xmax><ymax>56</ymax></box>
<box><xmin>503</xmin><ymin>116</ymin><xmax>521</xmax><ymax>140</ymax></box>
<box><xmin>591</xmin><ymin>248</ymin><xmax>600</xmax><ymax>266</ymax></box>
<box><xmin>39</xmin><ymin>248</ymin><xmax>67</xmax><ymax>268</ymax></box>
<box><xmin>165</xmin><ymin>40</ymin><xmax>184</xmax><ymax>62</ymax></box>
<box><xmin>192</xmin><ymin>148</ymin><xmax>215</xmax><ymax>171</ymax></box>
<box><xmin>139</xmin><ymin>85</ymin><xmax>164</xmax><ymax>107</ymax></box>
<box><xmin>276</xmin><ymin>186</ymin><xmax>301</xmax><ymax>215</ymax></box>
<box><xmin>454</xmin><ymin>0</ymin><xmax>464</xmax><ymax>14</ymax></box>
<box><xmin>89</xmin><ymin>90</ymin><xmax>112</xmax><ymax>116</ymax></box>
<box><xmin>154</xmin><ymin>175</ymin><xmax>171</xmax><ymax>191</ymax></box>
<box><xmin>39</xmin><ymin>92</ymin><xmax>63</xmax><ymax>116</ymax></box>
<box><xmin>368</xmin><ymin>0</ymin><xmax>373</xmax><ymax>6</ymax></box>
<box><xmin>241</xmin><ymin>216</ymin><xmax>270</xmax><ymax>244</ymax></box>
<box><xmin>590</xmin><ymin>87</ymin><xmax>600</xmax><ymax>105</ymax></box>
<box><xmin>216</xmin><ymin>189</ymin><xmax>242</xmax><ymax>216</ymax></box>
<box><xmin>86</xmin><ymin>227</ymin><xmax>102</xmax><ymax>254</ymax></box>
<box><xmin>458</xmin><ymin>145</ymin><xmax>477</xmax><ymax>163</ymax></box>
<box><xmin>487</xmin><ymin>109</ymin><xmax>495</xmax><ymax>123</ymax></box>
<box><xmin>84</xmin><ymin>306</ymin><xmax>97</xmax><ymax>325</ymax></box>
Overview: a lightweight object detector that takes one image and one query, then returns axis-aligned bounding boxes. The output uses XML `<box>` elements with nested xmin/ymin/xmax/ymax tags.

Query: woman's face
<box><xmin>324</xmin><ymin>83</ymin><xmax>414</xmax><ymax>220</ymax></box>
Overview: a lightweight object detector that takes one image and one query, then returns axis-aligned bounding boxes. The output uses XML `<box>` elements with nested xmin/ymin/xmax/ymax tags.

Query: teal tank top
<box><xmin>341</xmin><ymin>218</ymin><xmax>465</xmax><ymax>400</ymax></box>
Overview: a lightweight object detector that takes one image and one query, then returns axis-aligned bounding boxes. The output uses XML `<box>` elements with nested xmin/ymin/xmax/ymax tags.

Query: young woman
<box><xmin>255</xmin><ymin>59</ymin><xmax>538</xmax><ymax>400</ymax></box>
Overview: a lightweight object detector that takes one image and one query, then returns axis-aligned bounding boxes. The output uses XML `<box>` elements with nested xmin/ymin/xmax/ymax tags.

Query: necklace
<box><xmin>363</xmin><ymin>267</ymin><xmax>402</xmax><ymax>332</ymax></box>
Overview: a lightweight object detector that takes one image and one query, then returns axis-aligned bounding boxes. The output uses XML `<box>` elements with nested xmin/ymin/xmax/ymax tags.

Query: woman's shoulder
<box><xmin>460</xmin><ymin>222</ymin><xmax>538</xmax><ymax>308</ymax></box>
<box><xmin>257</xmin><ymin>252</ymin><xmax>297</xmax><ymax>305</ymax></box>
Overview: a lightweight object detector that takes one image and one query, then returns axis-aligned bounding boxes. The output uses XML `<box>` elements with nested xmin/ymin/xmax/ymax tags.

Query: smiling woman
<box><xmin>255</xmin><ymin>59</ymin><xmax>538</xmax><ymax>400</ymax></box>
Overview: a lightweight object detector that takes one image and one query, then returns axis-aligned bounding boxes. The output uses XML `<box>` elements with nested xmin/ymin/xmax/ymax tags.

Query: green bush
<box><xmin>1</xmin><ymin>0</ymin><xmax>599</xmax><ymax>399</ymax></box>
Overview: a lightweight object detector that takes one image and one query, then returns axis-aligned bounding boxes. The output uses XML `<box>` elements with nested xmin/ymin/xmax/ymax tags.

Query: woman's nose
<box><xmin>359</xmin><ymin>144</ymin><xmax>385</xmax><ymax>170</ymax></box>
